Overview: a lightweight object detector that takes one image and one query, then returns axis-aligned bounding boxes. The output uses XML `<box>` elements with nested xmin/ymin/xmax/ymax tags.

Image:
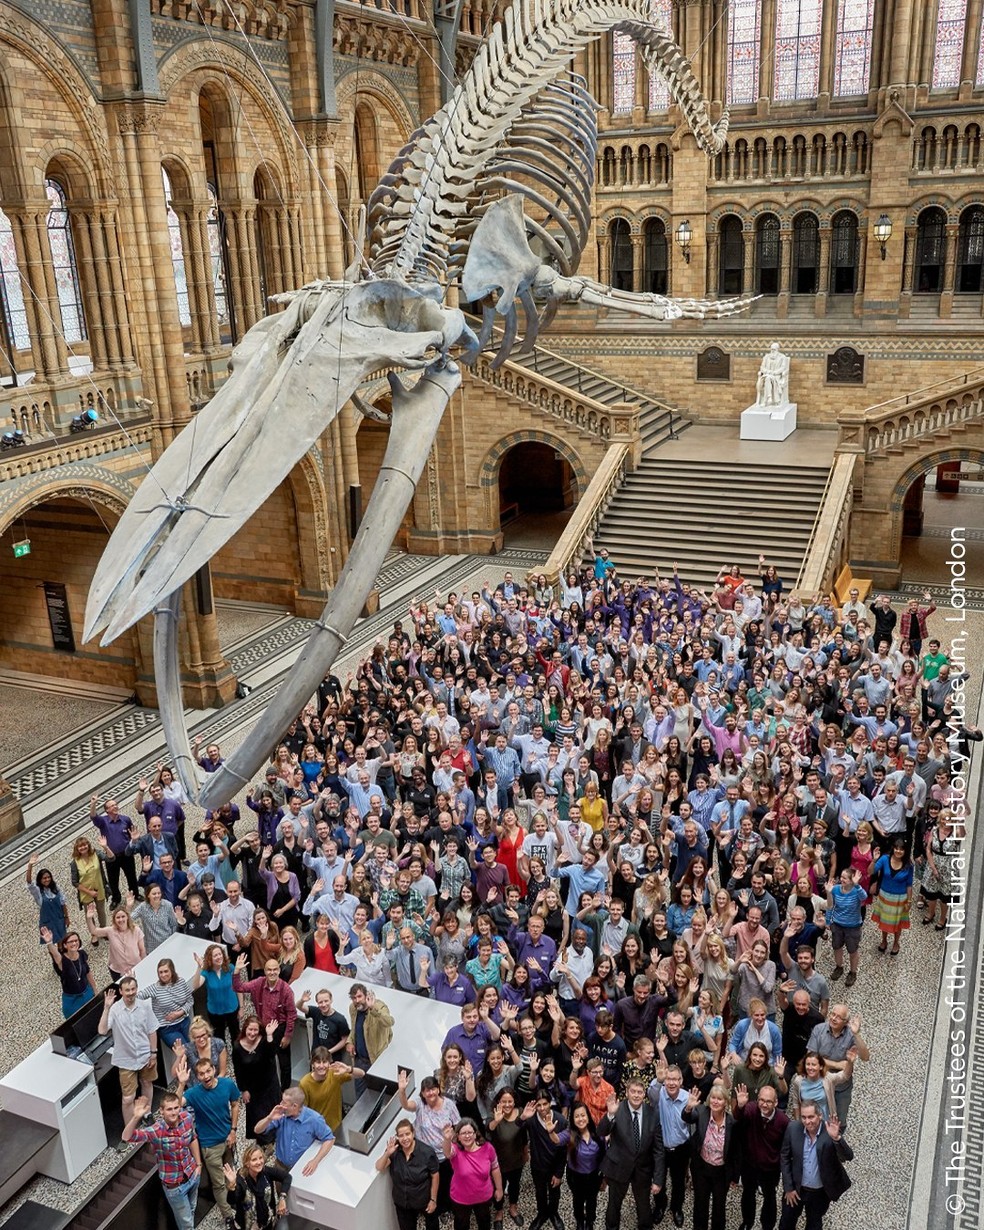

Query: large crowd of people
<box><xmin>25</xmin><ymin>549</ymin><xmax>979</xmax><ymax>1230</ymax></box>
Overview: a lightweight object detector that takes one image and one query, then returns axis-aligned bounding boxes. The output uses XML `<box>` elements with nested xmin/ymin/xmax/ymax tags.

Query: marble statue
<box><xmin>755</xmin><ymin>342</ymin><xmax>790</xmax><ymax>407</ymax></box>
<box><xmin>84</xmin><ymin>0</ymin><xmax>753</xmax><ymax>808</ymax></box>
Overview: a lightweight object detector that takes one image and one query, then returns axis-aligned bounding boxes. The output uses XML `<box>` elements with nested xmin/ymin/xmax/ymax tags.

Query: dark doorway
<box><xmin>498</xmin><ymin>443</ymin><xmax>574</xmax><ymax>526</ymax></box>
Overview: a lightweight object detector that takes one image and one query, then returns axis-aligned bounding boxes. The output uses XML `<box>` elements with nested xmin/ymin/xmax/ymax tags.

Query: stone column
<box><xmin>899</xmin><ymin>224</ymin><xmax>917</xmax><ymax>318</ymax></box>
<box><xmin>13</xmin><ymin>205</ymin><xmax>70</xmax><ymax>379</ymax></box>
<box><xmin>0</xmin><ymin>774</ymin><xmax>23</xmax><ymax>843</ymax></box>
<box><xmin>817</xmin><ymin>0</ymin><xmax>838</xmax><ymax>101</ymax></box>
<box><xmin>777</xmin><ymin>232</ymin><xmax>792</xmax><ymax>319</ymax></box>
<box><xmin>815</xmin><ymin>227</ymin><xmax>831</xmax><ymax>317</ymax></box>
<box><xmin>758</xmin><ymin>0</ymin><xmax>776</xmax><ymax>103</ymax></box>
<box><xmin>707</xmin><ymin>233</ymin><xmax>720</xmax><ymax>296</ymax></box>
<box><xmin>854</xmin><ymin>229</ymin><xmax>868</xmax><ymax>317</ymax></box>
<box><xmin>599</xmin><ymin>235</ymin><xmax>612</xmax><ymax>286</ymax></box>
<box><xmin>889</xmin><ymin>0</ymin><xmax>915</xmax><ymax>84</ymax></box>
<box><xmin>101</xmin><ymin>210</ymin><xmax>135</xmax><ymax>369</ymax></box>
<box><xmin>115</xmin><ymin>101</ymin><xmax>187</xmax><ymax>446</ymax></box>
<box><xmin>70</xmin><ymin>208</ymin><xmax>108</xmax><ymax>372</ymax></box>
<box><xmin>940</xmin><ymin>222</ymin><xmax>959</xmax><ymax>318</ymax></box>
<box><xmin>963</xmin><ymin>0</ymin><xmax>984</xmax><ymax>86</ymax></box>
<box><xmin>91</xmin><ymin>209</ymin><xmax>128</xmax><ymax>370</ymax></box>
<box><xmin>742</xmin><ymin>232</ymin><xmax>755</xmax><ymax>296</ymax></box>
<box><xmin>192</xmin><ymin>206</ymin><xmax>222</xmax><ymax>353</ymax></box>
<box><xmin>631</xmin><ymin>235</ymin><xmax>645</xmax><ymax>292</ymax></box>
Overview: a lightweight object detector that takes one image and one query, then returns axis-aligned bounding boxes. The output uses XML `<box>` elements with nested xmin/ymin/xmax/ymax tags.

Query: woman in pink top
<box><xmin>85</xmin><ymin>902</ymin><xmax>145</xmax><ymax>981</ymax></box>
<box><xmin>441</xmin><ymin>1118</ymin><xmax>502</xmax><ymax>1230</ymax></box>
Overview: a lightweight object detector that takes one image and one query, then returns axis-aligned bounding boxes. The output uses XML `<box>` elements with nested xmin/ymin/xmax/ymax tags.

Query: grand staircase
<box><xmin>509</xmin><ymin>346</ymin><xmax>690</xmax><ymax>455</ymax></box>
<box><xmin>594</xmin><ymin>458</ymin><xmax>830</xmax><ymax>588</ymax></box>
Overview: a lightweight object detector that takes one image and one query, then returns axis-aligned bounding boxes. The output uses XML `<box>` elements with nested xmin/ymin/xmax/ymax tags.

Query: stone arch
<box><xmin>881</xmin><ymin>446</ymin><xmax>984</xmax><ymax>567</ymax></box>
<box><xmin>158</xmin><ymin>40</ymin><xmax>299</xmax><ymax>192</ymax></box>
<box><xmin>334</xmin><ymin>70</ymin><xmax>415</xmax><ymax>144</ymax></box>
<box><xmin>286</xmin><ymin>448</ymin><xmax>333</xmax><ymax>599</ymax></box>
<box><xmin>707</xmin><ymin>203</ymin><xmax>749</xmax><ymax>230</ymax></box>
<box><xmin>479</xmin><ymin>430</ymin><xmax>588</xmax><ymax>496</ymax></box>
<box><xmin>0</xmin><ymin>466</ymin><xmax>134</xmax><ymax>537</ymax></box>
<box><xmin>0</xmin><ymin>9</ymin><xmax>113</xmax><ymax>194</ymax></box>
<box><xmin>598</xmin><ymin>207</ymin><xmax>637</xmax><ymax>235</ymax></box>
<box><xmin>479</xmin><ymin>430</ymin><xmax>588</xmax><ymax>531</ymax></box>
<box><xmin>0</xmin><ymin>470</ymin><xmax>147</xmax><ymax>690</ymax></box>
<box><xmin>906</xmin><ymin>193</ymin><xmax>959</xmax><ymax>227</ymax></box>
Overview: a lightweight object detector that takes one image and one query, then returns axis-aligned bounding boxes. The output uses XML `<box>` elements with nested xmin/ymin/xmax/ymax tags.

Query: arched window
<box><xmin>834</xmin><ymin>0</ymin><xmax>876</xmax><ymax>96</ymax></box>
<box><xmin>206</xmin><ymin>182</ymin><xmax>232</xmax><ymax>338</ymax></box>
<box><xmin>612</xmin><ymin>31</ymin><xmax>636</xmax><ymax>113</ymax></box>
<box><xmin>643</xmin><ymin>218</ymin><xmax>667</xmax><ymax>294</ymax></box>
<box><xmin>915</xmin><ymin>207</ymin><xmax>948</xmax><ymax>292</ymax></box>
<box><xmin>0</xmin><ymin>207</ymin><xmax>28</xmax><ymax>350</ymax></box>
<box><xmin>829</xmin><ymin>210</ymin><xmax>859</xmax><ymax>294</ymax></box>
<box><xmin>727</xmin><ymin>0</ymin><xmax>761</xmax><ymax>105</ymax></box>
<box><xmin>755</xmin><ymin>213</ymin><xmax>781</xmax><ymax>294</ymax></box>
<box><xmin>609</xmin><ymin>219</ymin><xmax>633</xmax><ymax>291</ymax></box>
<box><xmin>933</xmin><ymin>0</ymin><xmax>968</xmax><ymax>90</ymax></box>
<box><xmin>45</xmin><ymin>179</ymin><xmax>86</xmax><ymax>345</ymax></box>
<box><xmin>648</xmin><ymin>0</ymin><xmax>672</xmax><ymax>110</ymax></box>
<box><xmin>719</xmin><ymin>215</ymin><xmax>745</xmax><ymax>294</ymax></box>
<box><xmin>774</xmin><ymin>0</ymin><xmax>821</xmax><ymax>102</ymax></box>
<box><xmin>161</xmin><ymin>168</ymin><xmax>191</xmax><ymax>328</ymax></box>
<box><xmin>792</xmin><ymin>212</ymin><xmax>819</xmax><ymax>293</ymax></box>
<box><xmin>957</xmin><ymin>206</ymin><xmax>984</xmax><ymax>292</ymax></box>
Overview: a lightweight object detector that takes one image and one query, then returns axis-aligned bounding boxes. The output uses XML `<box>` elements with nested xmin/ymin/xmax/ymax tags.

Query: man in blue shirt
<box><xmin>555</xmin><ymin>849</ymin><xmax>607</xmax><ymax>916</ymax></box>
<box><xmin>648</xmin><ymin>1064</ymin><xmax>691</xmax><ymax>1227</ymax></box>
<box><xmin>255</xmin><ymin>1087</ymin><xmax>335</xmax><ymax>1178</ymax></box>
<box><xmin>175</xmin><ymin>1055</ymin><xmax>240</xmax><ymax>1225</ymax></box>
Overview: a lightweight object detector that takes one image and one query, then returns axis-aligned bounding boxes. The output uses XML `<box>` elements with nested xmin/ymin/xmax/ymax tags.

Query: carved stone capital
<box><xmin>116</xmin><ymin>101</ymin><xmax>165</xmax><ymax>136</ymax></box>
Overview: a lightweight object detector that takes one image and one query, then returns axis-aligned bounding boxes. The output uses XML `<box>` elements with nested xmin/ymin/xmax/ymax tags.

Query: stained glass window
<box><xmin>162</xmin><ymin>168</ymin><xmax>191</xmax><ymax>328</ymax></box>
<box><xmin>45</xmin><ymin>179</ymin><xmax>86</xmax><ymax>345</ymax></box>
<box><xmin>727</xmin><ymin>0</ymin><xmax>761</xmax><ymax>105</ymax></box>
<box><xmin>834</xmin><ymin>0</ymin><xmax>875</xmax><ymax>96</ymax></box>
<box><xmin>933</xmin><ymin>0</ymin><xmax>968</xmax><ymax>89</ymax></box>
<box><xmin>978</xmin><ymin>10</ymin><xmax>984</xmax><ymax>84</ymax></box>
<box><xmin>205</xmin><ymin>182</ymin><xmax>230</xmax><ymax>330</ymax></box>
<box><xmin>0</xmin><ymin>208</ymin><xmax>29</xmax><ymax>350</ymax></box>
<box><xmin>774</xmin><ymin>0</ymin><xmax>821</xmax><ymax>101</ymax></box>
<box><xmin>613</xmin><ymin>31</ymin><xmax>636</xmax><ymax>113</ymax></box>
<box><xmin>648</xmin><ymin>0</ymin><xmax>673</xmax><ymax>110</ymax></box>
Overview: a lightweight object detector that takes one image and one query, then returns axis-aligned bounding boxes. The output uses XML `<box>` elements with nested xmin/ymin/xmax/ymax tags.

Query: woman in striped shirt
<box><xmin>138</xmin><ymin>957</ymin><xmax>194</xmax><ymax>1049</ymax></box>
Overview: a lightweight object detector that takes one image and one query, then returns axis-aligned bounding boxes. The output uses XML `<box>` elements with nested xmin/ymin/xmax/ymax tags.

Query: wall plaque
<box><xmin>826</xmin><ymin>346</ymin><xmax>864</xmax><ymax>384</ymax></box>
<box><xmin>696</xmin><ymin>346</ymin><xmax>731</xmax><ymax>381</ymax></box>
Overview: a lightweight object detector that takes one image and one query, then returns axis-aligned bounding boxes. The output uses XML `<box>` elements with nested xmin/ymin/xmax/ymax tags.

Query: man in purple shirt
<box><xmin>441</xmin><ymin>1003</ymin><xmax>501</xmax><ymax>1071</ymax></box>
<box><xmin>135</xmin><ymin>777</ymin><xmax>187</xmax><ymax>860</ymax></box>
<box><xmin>427</xmin><ymin>957</ymin><xmax>477</xmax><ymax>1007</ymax></box>
<box><xmin>90</xmin><ymin>793</ymin><xmax>139</xmax><ymax>907</ymax></box>
<box><xmin>507</xmin><ymin>913</ymin><xmax>557</xmax><ymax>989</ymax></box>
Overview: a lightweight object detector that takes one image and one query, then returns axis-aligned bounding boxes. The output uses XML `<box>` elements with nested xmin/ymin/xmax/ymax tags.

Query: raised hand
<box><xmin>40</xmin><ymin>926</ymin><xmax>54</xmax><ymax>944</ymax></box>
<box><xmin>826</xmin><ymin>1114</ymin><xmax>842</xmax><ymax>1140</ymax></box>
<box><xmin>132</xmin><ymin>1095</ymin><xmax>151</xmax><ymax>1118</ymax></box>
<box><xmin>104</xmin><ymin>987</ymin><xmax>117</xmax><ymax>1007</ymax></box>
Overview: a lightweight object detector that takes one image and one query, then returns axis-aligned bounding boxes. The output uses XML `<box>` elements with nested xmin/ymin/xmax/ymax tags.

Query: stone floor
<box><xmin>0</xmin><ymin>543</ymin><xmax>980</xmax><ymax>1228</ymax></box>
<box><xmin>0</xmin><ymin>682</ymin><xmax>120</xmax><ymax>770</ymax></box>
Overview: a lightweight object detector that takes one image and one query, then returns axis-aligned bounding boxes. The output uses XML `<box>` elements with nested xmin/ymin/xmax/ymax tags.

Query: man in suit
<box><xmin>599</xmin><ymin>1079</ymin><xmax>665</xmax><ymax>1230</ymax></box>
<box><xmin>779</xmin><ymin>1102</ymin><xmax>853</xmax><ymax>1230</ymax></box>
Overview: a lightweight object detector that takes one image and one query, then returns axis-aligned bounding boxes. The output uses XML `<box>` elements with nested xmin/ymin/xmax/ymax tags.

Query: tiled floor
<box><xmin>0</xmin><ymin>683</ymin><xmax>119</xmax><ymax>770</ymax></box>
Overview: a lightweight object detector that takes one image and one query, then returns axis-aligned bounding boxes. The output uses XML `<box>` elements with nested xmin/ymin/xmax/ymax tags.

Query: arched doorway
<box><xmin>609</xmin><ymin>219</ymin><xmax>633</xmax><ymax>291</ymax></box>
<box><xmin>897</xmin><ymin>451</ymin><xmax>984</xmax><ymax>583</ymax></box>
<box><xmin>497</xmin><ymin>442</ymin><xmax>576</xmax><ymax>544</ymax></box>
<box><xmin>0</xmin><ymin>494</ymin><xmax>142</xmax><ymax>693</ymax></box>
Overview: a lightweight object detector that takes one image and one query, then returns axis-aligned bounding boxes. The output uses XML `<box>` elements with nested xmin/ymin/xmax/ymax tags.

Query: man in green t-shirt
<box><xmin>920</xmin><ymin>638</ymin><xmax>949</xmax><ymax>719</ymax></box>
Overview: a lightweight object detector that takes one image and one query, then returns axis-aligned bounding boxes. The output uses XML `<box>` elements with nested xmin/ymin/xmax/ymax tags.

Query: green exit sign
<box><xmin>12</xmin><ymin>539</ymin><xmax>30</xmax><ymax>558</ymax></box>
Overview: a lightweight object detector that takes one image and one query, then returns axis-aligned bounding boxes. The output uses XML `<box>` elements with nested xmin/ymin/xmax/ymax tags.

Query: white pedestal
<box><xmin>740</xmin><ymin>401</ymin><xmax>797</xmax><ymax>440</ymax></box>
<box><xmin>0</xmin><ymin>1043</ymin><xmax>107</xmax><ymax>1182</ymax></box>
<box><xmin>284</xmin><ymin>971</ymin><xmax>462</xmax><ymax>1230</ymax></box>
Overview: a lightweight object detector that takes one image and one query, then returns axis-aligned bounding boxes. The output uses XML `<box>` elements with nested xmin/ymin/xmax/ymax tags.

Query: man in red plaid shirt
<box><xmin>122</xmin><ymin>1091</ymin><xmax>201</xmax><ymax>1230</ymax></box>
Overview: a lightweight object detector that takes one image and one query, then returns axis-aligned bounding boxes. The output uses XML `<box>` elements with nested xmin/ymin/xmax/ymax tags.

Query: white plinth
<box><xmin>285</xmin><ymin>971</ymin><xmax>462</xmax><ymax>1230</ymax></box>
<box><xmin>740</xmin><ymin>401</ymin><xmax>797</xmax><ymax>440</ymax></box>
